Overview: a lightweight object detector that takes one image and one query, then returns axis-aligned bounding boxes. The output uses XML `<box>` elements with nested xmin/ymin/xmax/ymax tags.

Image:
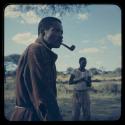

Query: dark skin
<box><xmin>69</xmin><ymin>59</ymin><xmax>91</xmax><ymax>87</ymax></box>
<box><xmin>39</xmin><ymin>21</ymin><xmax>63</xmax><ymax>49</ymax></box>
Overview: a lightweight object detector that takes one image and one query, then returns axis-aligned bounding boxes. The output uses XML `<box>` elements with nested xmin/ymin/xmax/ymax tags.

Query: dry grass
<box><xmin>4</xmin><ymin>75</ymin><xmax>121</xmax><ymax>121</ymax></box>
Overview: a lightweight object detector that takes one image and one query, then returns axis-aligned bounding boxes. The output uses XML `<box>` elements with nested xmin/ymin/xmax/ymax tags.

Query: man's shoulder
<box><xmin>71</xmin><ymin>68</ymin><xmax>79</xmax><ymax>74</ymax></box>
<box><xmin>85</xmin><ymin>69</ymin><xmax>92</xmax><ymax>76</ymax></box>
<box><xmin>29</xmin><ymin>42</ymin><xmax>44</xmax><ymax>49</ymax></box>
<box><xmin>27</xmin><ymin>42</ymin><xmax>45</xmax><ymax>53</ymax></box>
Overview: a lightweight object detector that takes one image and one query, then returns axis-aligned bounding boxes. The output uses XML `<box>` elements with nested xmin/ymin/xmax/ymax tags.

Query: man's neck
<box><xmin>43</xmin><ymin>40</ymin><xmax>52</xmax><ymax>49</ymax></box>
<box><xmin>79</xmin><ymin>67</ymin><xmax>85</xmax><ymax>72</ymax></box>
<box><xmin>38</xmin><ymin>35</ymin><xmax>52</xmax><ymax>49</ymax></box>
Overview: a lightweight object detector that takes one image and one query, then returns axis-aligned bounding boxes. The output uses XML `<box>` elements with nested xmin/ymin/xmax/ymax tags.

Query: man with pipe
<box><xmin>10</xmin><ymin>17</ymin><xmax>64</xmax><ymax>121</ymax></box>
<box><xmin>69</xmin><ymin>57</ymin><xmax>92</xmax><ymax>121</ymax></box>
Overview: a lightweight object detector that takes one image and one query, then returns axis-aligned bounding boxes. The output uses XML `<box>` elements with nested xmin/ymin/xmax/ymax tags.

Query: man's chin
<box><xmin>55</xmin><ymin>44</ymin><xmax>61</xmax><ymax>48</ymax></box>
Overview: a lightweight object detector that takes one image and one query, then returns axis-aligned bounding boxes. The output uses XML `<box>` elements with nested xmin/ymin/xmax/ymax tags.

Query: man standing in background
<box><xmin>69</xmin><ymin>57</ymin><xmax>92</xmax><ymax>121</ymax></box>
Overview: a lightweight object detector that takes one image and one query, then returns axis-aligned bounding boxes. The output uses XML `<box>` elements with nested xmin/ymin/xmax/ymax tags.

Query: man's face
<box><xmin>80</xmin><ymin>59</ymin><xmax>87</xmax><ymax>68</ymax></box>
<box><xmin>43</xmin><ymin>21</ymin><xmax>63</xmax><ymax>48</ymax></box>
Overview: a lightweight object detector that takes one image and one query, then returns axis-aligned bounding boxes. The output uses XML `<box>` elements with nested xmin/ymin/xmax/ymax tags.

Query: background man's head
<box><xmin>38</xmin><ymin>17</ymin><xmax>63</xmax><ymax>48</ymax></box>
<box><xmin>79</xmin><ymin>57</ymin><xmax>87</xmax><ymax>68</ymax></box>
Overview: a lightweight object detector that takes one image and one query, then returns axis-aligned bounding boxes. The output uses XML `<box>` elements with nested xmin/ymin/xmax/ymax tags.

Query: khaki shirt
<box><xmin>71</xmin><ymin>69</ymin><xmax>91</xmax><ymax>91</ymax></box>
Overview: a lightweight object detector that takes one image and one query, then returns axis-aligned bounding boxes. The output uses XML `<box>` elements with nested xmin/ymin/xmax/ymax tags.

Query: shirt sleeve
<box><xmin>87</xmin><ymin>70</ymin><xmax>92</xmax><ymax>77</ymax></box>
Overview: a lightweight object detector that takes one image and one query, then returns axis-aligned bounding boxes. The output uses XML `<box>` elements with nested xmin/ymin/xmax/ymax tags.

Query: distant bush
<box><xmin>113</xmin><ymin>68</ymin><xmax>121</xmax><ymax>76</ymax></box>
<box><xmin>92</xmin><ymin>79</ymin><xmax>101</xmax><ymax>82</ymax></box>
<box><xmin>66</xmin><ymin>67</ymin><xmax>74</xmax><ymax>74</ymax></box>
<box><xmin>5</xmin><ymin>54</ymin><xmax>20</xmax><ymax>64</ymax></box>
<box><xmin>5</xmin><ymin>71</ymin><xmax>16</xmax><ymax>77</ymax></box>
<box><xmin>89</xmin><ymin>68</ymin><xmax>102</xmax><ymax>75</ymax></box>
<box><xmin>95</xmin><ymin>83</ymin><xmax>121</xmax><ymax>95</ymax></box>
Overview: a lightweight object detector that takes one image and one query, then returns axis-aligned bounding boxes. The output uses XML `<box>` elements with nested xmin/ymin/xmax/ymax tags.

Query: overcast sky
<box><xmin>4</xmin><ymin>4</ymin><xmax>121</xmax><ymax>71</ymax></box>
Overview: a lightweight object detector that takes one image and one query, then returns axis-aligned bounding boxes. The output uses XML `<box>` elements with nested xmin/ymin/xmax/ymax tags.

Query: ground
<box><xmin>4</xmin><ymin>75</ymin><xmax>121</xmax><ymax>121</ymax></box>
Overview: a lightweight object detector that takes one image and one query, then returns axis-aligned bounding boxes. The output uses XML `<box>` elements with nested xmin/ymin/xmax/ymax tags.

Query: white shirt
<box><xmin>71</xmin><ymin>68</ymin><xmax>91</xmax><ymax>91</ymax></box>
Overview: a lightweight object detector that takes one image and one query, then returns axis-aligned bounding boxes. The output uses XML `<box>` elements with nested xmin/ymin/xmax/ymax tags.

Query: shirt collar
<box><xmin>42</xmin><ymin>42</ymin><xmax>58</xmax><ymax>62</ymax></box>
<box><xmin>36</xmin><ymin>39</ymin><xmax>58</xmax><ymax>62</ymax></box>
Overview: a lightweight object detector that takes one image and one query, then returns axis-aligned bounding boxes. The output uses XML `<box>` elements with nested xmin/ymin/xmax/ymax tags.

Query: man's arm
<box><xmin>69</xmin><ymin>74</ymin><xmax>75</xmax><ymax>84</ymax></box>
<box><xmin>86</xmin><ymin>76</ymin><xmax>92</xmax><ymax>87</ymax></box>
<box><xmin>69</xmin><ymin>74</ymin><xmax>86</xmax><ymax>85</ymax></box>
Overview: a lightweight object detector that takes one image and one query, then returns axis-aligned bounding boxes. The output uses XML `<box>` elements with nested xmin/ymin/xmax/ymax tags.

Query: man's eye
<box><xmin>52</xmin><ymin>29</ymin><xmax>63</xmax><ymax>34</ymax></box>
<box><xmin>52</xmin><ymin>29</ymin><xmax>57</xmax><ymax>32</ymax></box>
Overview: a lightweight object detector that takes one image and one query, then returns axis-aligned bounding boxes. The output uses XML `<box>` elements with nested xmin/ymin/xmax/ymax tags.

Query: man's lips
<box><xmin>57</xmin><ymin>39</ymin><xmax>63</xmax><ymax>44</ymax></box>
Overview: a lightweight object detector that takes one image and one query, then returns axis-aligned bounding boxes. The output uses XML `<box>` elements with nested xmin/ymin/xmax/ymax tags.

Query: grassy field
<box><xmin>4</xmin><ymin>75</ymin><xmax>121</xmax><ymax>121</ymax></box>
